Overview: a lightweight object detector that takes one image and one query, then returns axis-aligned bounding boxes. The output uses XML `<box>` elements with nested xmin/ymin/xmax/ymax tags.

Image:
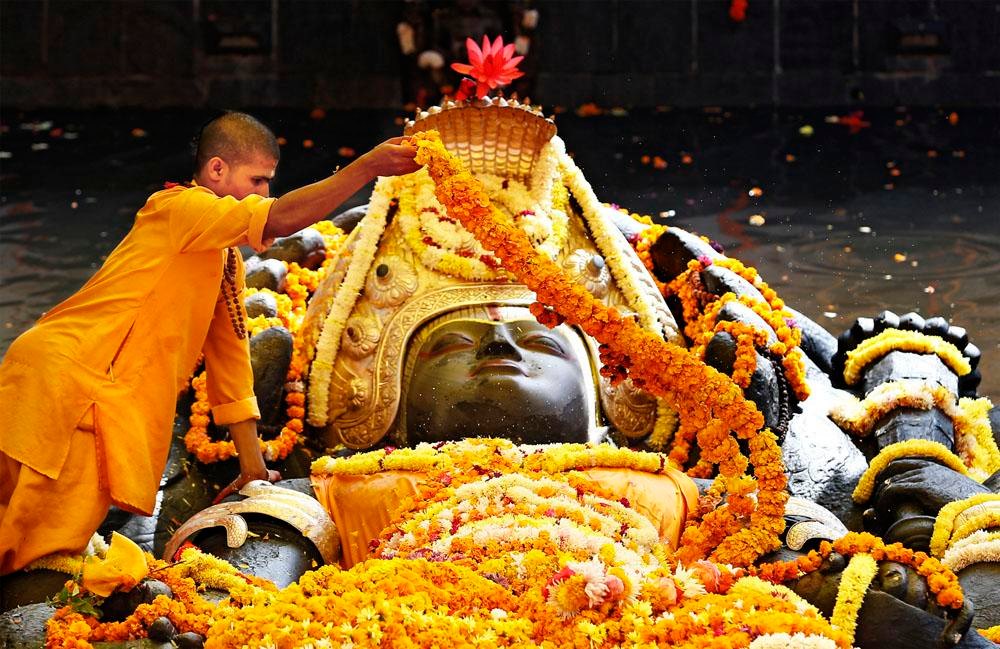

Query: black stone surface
<box><xmin>258</xmin><ymin>227</ymin><xmax>326</xmax><ymax>269</ymax></box>
<box><xmin>250</xmin><ymin>326</ymin><xmax>294</xmax><ymax>426</ymax></box>
<box><xmin>244</xmin><ymin>257</ymin><xmax>287</xmax><ymax>293</ymax></box>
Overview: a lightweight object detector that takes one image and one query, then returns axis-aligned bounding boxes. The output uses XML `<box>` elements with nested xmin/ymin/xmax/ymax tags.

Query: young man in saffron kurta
<box><xmin>0</xmin><ymin>112</ymin><xmax>421</xmax><ymax>574</ymax></box>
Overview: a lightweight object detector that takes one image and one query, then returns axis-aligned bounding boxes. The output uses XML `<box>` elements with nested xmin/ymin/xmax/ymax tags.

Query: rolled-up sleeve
<box><xmin>169</xmin><ymin>187</ymin><xmax>275</xmax><ymax>253</ymax></box>
<box><xmin>203</xmin><ymin>252</ymin><xmax>261</xmax><ymax>425</ymax></box>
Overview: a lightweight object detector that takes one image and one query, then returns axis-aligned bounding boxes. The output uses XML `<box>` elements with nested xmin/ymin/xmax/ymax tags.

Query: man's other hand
<box><xmin>213</xmin><ymin>468</ymin><xmax>282</xmax><ymax>505</ymax></box>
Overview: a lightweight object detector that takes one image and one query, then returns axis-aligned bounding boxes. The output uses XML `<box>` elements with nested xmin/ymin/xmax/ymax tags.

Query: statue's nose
<box><xmin>475</xmin><ymin>325</ymin><xmax>522</xmax><ymax>360</ymax></box>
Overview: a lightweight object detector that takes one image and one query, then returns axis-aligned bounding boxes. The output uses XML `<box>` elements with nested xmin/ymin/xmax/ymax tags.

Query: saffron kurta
<box><xmin>0</xmin><ymin>185</ymin><xmax>275</xmax><ymax>570</ymax></box>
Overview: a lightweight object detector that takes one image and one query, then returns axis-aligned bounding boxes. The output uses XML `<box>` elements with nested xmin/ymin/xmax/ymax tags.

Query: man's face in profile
<box><xmin>218</xmin><ymin>151</ymin><xmax>277</xmax><ymax>199</ymax></box>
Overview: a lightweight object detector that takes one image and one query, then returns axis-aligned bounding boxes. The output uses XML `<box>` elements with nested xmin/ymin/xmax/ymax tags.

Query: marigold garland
<box><xmin>980</xmin><ymin>624</ymin><xmax>1000</xmax><ymax>643</ymax></box>
<box><xmin>663</xmin><ymin>255</ymin><xmax>810</xmax><ymax>403</ymax></box>
<box><xmin>749</xmin><ymin>531</ymin><xmax>965</xmax><ymax>612</ymax></box>
<box><xmin>843</xmin><ymin>328</ymin><xmax>971</xmax><ymax>385</ymax></box>
<box><xmin>183</xmin><ymin>220</ymin><xmax>346</xmax><ymax>463</ymax></box>
<box><xmin>829</xmin><ymin>553</ymin><xmax>877</xmax><ymax>643</ymax></box>
<box><xmin>411</xmin><ymin>130</ymin><xmax>787</xmax><ymax>568</ymax></box>
<box><xmin>931</xmin><ymin>494</ymin><xmax>1000</xmax><ymax>557</ymax></box>
<box><xmin>829</xmin><ymin>380</ymin><xmax>1000</xmax><ymax>481</ymax></box>
<box><xmin>852</xmin><ymin>439</ymin><xmax>973</xmax><ymax>504</ymax></box>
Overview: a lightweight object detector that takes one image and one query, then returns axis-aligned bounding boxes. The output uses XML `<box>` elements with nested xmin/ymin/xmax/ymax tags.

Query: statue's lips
<box><xmin>469</xmin><ymin>359</ymin><xmax>527</xmax><ymax>377</ymax></box>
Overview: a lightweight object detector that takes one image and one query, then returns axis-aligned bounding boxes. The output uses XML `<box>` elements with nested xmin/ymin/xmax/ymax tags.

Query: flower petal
<box><xmin>466</xmin><ymin>37</ymin><xmax>483</xmax><ymax>67</ymax></box>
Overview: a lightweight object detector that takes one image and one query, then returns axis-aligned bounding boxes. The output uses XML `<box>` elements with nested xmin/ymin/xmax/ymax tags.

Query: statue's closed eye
<box><xmin>426</xmin><ymin>332</ymin><xmax>476</xmax><ymax>356</ymax></box>
<box><xmin>519</xmin><ymin>333</ymin><xmax>567</xmax><ymax>356</ymax></box>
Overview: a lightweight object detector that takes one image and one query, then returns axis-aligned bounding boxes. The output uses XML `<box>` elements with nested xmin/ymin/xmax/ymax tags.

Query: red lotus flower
<box><xmin>451</xmin><ymin>35</ymin><xmax>524</xmax><ymax>100</ymax></box>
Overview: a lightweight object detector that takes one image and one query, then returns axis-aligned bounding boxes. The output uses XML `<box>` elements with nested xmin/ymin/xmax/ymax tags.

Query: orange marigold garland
<box><xmin>749</xmin><ymin>531</ymin><xmax>965</xmax><ymax>612</ymax></box>
<box><xmin>411</xmin><ymin>130</ymin><xmax>787</xmax><ymax>567</ymax></box>
<box><xmin>183</xmin><ymin>221</ymin><xmax>347</xmax><ymax>464</ymax></box>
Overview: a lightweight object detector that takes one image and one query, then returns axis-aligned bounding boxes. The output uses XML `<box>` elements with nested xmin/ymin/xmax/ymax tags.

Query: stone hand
<box><xmin>873</xmin><ymin>458</ymin><xmax>990</xmax><ymax>519</ymax></box>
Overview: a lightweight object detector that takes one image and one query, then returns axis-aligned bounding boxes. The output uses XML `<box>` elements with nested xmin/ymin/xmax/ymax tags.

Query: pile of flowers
<box><xmin>48</xmin><ymin>440</ymin><xmax>851</xmax><ymax>649</ymax></box>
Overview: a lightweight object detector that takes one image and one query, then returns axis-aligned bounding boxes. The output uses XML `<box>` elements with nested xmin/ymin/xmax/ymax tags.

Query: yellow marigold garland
<box><xmin>843</xmin><ymin>328</ymin><xmax>971</xmax><ymax>385</ymax></box>
<box><xmin>931</xmin><ymin>494</ymin><xmax>1000</xmax><ymax>557</ymax></box>
<box><xmin>411</xmin><ymin>130</ymin><xmax>787</xmax><ymax>567</ymax></box>
<box><xmin>853</xmin><ymin>439</ymin><xmax>972</xmax><ymax>504</ymax></box>
<box><xmin>829</xmin><ymin>380</ymin><xmax>1000</xmax><ymax>481</ymax></box>
<box><xmin>981</xmin><ymin>625</ymin><xmax>1000</xmax><ymax>643</ymax></box>
<box><xmin>829</xmin><ymin>552</ymin><xmax>878</xmax><ymax>643</ymax></box>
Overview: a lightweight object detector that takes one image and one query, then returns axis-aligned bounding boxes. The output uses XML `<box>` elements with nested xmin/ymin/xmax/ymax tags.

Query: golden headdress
<box><xmin>300</xmin><ymin>97</ymin><xmax>682</xmax><ymax>450</ymax></box>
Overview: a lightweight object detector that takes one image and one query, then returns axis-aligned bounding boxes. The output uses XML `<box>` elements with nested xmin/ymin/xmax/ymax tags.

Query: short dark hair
<box><xmin>193</xmin><ymin>111</ymin><xmax>280</xmax><ymax>174</ymax></box>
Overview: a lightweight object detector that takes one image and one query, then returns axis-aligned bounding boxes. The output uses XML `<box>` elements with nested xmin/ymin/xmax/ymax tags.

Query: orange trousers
<box><xmin>0</xmin><ymin>410</ymin><xmax>112</xmax><ymax>575</ymax></box>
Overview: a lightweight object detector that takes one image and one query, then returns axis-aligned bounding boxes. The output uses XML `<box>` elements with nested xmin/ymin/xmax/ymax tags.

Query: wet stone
<box><xmin>958</xmin><ymin>562</ymin><xmax>1000</xmax><ymax>629</ymax></box>
<box><xmin>783</xmin><ymin>412</ymin><xmax>868</xmax><ymax>530</ymax></box>
<box><xmin>0</xmin><ymin>570</ymin><xmax>65</xmax><ymax>613</ymax></box>
<box><xmin>331</xmin><ymin>204</ymin><xmax>369</xmax><ymax>233</ymax></box>
<box><xmin>244</xmin><ymin>291</ymin><xmax>278</xmax><ymax>319</ymax></box>
<box><xmin>716</xmin><ymin>301</ymin><xmax>779</xmax><ymax>346</ymax></box>
<box><xmin>701</xmin><ymin>265</ymin><xmax>766</xmax><ymax>304</ymax></box>
<box><xmin>173</xmin><ymin>632</ymin><xmax>206</xmax><ymax>649</ymax></box>
<box><xmin>873</xmin><ymin>408</ymin><xmax>954</xmax><ymax>450</ymax></box>
<box><xmin>244</xmin><ymin>257</ymin><xmax>287</xmax><ymax>292</ymax></box>
<box><xmin>194</xmin><ymin>518</ymin><xmax>324</xmax><ymax>588</ymax></box>
<box><xmin>250</xmin><ymin>326</ymin><xmax>294</xmax><ymax>425</ymax></box>
<box><xmin>648</xmin><ymin>227</ymin><xmax>721</xmax><ymax>281</ymax></box>
<box><xmin>786</xmin><ymin>307</ymin><xmax>837</xmax><ymax>376</ymax></box>
<box><xmin>862</xmin><ymin>351</ymin><xmax>959</xmax><ymax>396</ymax></box>
<box><xmin>704</xmin><ymin>333</ymin><xmax>780</xmax><ymax>430</ymax></box>
<box><xmin>259</xmin><ymin>227</ymin><xmax>326</xmax><ymax>269</ymax></box>
<box><xmin>0</xmin><ymin>602</ymin><xmax>55</xmax><ymax>648</ymax></box>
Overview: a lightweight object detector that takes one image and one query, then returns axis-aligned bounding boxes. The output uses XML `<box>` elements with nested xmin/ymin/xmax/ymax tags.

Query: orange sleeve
<box><xmin>168</xmin><ymin>187</ymin><xmax>275</xmax><ymax>253</ymax></box>
<box><xmin>204</xmin><ymin>252</ymin><xmax>260</xmax><ymax>425</ymax></box>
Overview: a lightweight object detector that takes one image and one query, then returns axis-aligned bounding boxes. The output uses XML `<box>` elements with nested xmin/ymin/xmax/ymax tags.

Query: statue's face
<box><xmin>403</xmin><ymin>316</ymin><xmax>593</xmax><ymax>445</ymax></box>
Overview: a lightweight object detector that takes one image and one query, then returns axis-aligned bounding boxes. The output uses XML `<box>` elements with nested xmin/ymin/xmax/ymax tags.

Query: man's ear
<box><xmin>206</xmin><ymin>156</ymin><xmax>227</xmax><ymax>181</ymax></box>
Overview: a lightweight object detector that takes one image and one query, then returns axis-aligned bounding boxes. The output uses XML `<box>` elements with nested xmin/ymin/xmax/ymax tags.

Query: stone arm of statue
<box><xmin>872</xmin><ymin>458</ymin><xmax>994</xmax><ymax>522</ymax></box>
<box><xmin>213</xmin><ymin>418</ymin><xmax>282</xmax><ymax>504</ymax></box>
<box><xmin>262</xmin><ymin>138</ymin><xmax>421</xmax><ymax>241</ymax></box>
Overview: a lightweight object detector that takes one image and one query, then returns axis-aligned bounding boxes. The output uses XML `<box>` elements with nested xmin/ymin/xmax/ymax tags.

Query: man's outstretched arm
<box><xmin>262</xmin><ymin>137</ymin><xmax>421</xmax><ymax>241</ymax></box>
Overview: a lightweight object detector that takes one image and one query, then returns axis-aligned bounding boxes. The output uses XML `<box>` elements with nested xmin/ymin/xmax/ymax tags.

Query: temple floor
<box><xmin>1</xmin><ymin>105</ymin><xmax>998</xmax><ymax>397</ymax></box>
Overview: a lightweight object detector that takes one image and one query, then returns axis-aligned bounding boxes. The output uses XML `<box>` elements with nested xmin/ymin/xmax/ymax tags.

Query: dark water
<box><xmin>2</xmin><ymin>106</ymin><xmax>998</xmax><ymax>398</ymax></box>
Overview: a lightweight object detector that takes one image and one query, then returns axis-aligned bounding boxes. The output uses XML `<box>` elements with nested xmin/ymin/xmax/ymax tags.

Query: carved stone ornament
<box><xmin>782</xmin><ymin>496</ymin><xmax>850</xmax><ymax>551</ymax></box>
<box><xmin>163</xmin><ymin>481</ymin><xmax>340</xmax><ymax>565</ymax></box>
<box><xmin>564</xmin><ymin>249</ymin><xmax>611</xmax><ymax>298</ymax></box>
<box><xmin>599</xmin><ymin>376</ymin><xmax>657</xmax><ymax>439</ymax></box>
<box><xmin>364</xmin><ymin>255</ymin><xmax>419</xmax><ymax>308</ymax></box>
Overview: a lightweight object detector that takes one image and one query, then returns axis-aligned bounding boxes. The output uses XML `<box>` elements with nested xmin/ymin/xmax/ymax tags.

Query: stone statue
<box><xmin>3</xmin><ymin>98</ymin><xmax>998</xmax><ymax>648</ymax></box>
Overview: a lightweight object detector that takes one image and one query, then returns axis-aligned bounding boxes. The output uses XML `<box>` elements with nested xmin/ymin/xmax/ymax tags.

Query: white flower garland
<box><xmin>397</xmin><ymin>145</ymin><xmax>569</xmax><ymax>281</ymax></box>
<box><xmin>941</xmin><ymin>529</ymin><xmax>1000</xmax><ymax>572</ymax></box>
<box><xmin>748</xmin><ymin>633</ymin><xmax>838</xmax><ymax>649</ymax></box>
<box><xmin>307</xmin><ymin>177</ymin><xmax>396</xmax><ymax>426</ymax></box>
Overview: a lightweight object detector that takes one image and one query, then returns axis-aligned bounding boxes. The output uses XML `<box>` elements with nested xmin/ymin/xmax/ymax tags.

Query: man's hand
<box><xmin>263</xmin><ymin>136</ymin><xmax>422</xmax><ymax>241</ymax></box>
<box><xmin>358</xmin><ymin>137</ymin><xmax>422</xmax><ymax>178</ymax></box>
<box><xmin>212</xmin><ymin>419</ymin><xmax>281</xmax><ymax>504</ymax></box>
<box><xmin>214</xmin><ymin>468</ymin><xmax>282</xmax><ymax>505</ymax></box>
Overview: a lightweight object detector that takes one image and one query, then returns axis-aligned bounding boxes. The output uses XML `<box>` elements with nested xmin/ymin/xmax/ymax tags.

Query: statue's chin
<box><xmin>405</xmin><ymin>384</ymin><xmax>591</xmax><ymax>445</ymax></box>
